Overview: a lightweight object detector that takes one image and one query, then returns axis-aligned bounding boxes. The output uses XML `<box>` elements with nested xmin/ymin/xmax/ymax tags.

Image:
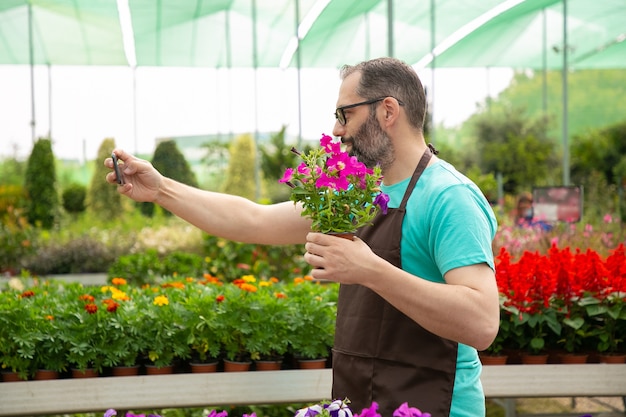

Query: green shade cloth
<box><xmin>0</xmin><ymin>0</ymin><xmax>623</xmax><ymax>69</ymax></box>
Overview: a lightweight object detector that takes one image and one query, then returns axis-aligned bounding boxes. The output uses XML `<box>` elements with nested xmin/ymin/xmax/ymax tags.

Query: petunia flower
<box><xmin>392</xmin><ymin>402</ymin><xmax>431</xmax><ymax>417</ymax></box>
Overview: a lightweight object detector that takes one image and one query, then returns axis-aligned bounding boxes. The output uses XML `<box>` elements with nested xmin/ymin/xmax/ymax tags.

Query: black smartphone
<box><xmin>111</xmin><ymin>152</ymin><xmax>125</xmax><ymax>184</ymax></box>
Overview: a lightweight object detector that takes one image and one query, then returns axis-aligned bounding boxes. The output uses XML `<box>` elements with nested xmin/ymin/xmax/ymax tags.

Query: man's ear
<box><xmin>381</xmin><ymin>97</ymin><xmax>400</xmax><ymax>124</ymax></box>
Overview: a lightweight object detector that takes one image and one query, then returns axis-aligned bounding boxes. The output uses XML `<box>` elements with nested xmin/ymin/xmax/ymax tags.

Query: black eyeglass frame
<box><xmin>334</xmin><ymin>96</ymin><xmax>404</xmax><ymax>126</ymax></box>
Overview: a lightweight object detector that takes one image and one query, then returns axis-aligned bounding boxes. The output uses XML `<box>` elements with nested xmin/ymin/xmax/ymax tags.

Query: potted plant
<box><xmin>137</xmin><ymin>288</ymin><xmax>191</xmax><ymax>371</ymax></box>
<box><xmin>479</xmin><ymin>297</ymin><xmax>512</xmax><ymax>365</ymax></box>
<box><xmin>287</xmin><ymin>280</ymin><xmax>337</xmax><ymax>367</ymax></box>
<box><xmin>279</xmin><ymin>133</ymin><xmax>388</xmax><ymax>234</ymax></box>
<box><xmin>584</xmin><ymin>291</ymin><xmax>626</xmax><ymax>362</ymax></box>
<box><xmin>184</xmin><ymin>284</ymin><xmax>222</xmax><ymax>369</ymax></box>
<box><xmin>0</xmin><ymin>285</ymin><xmax>36</xmax><ymax>380</ymax></box>
<box><xmin>212</xmin><ymin>283</ymin><xmax>257</xmax><ymax>368</ymax></box>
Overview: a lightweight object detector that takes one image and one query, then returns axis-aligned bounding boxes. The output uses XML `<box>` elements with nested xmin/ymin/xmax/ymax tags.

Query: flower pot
<box><xmin>327</xmin><ymin>232</ymin><xmax>355</xmax><ymax>240</ymax></box>
<box><xmin>34</xmin><ymin>369</ymin><xmax>59</xmax><ymax>380</ymax></box>
<box><xmin>255</xmin><ymin>360</ymin><xmax>282</xmax><ymax>371</ymax></box>
<box><xmin>190</xmin><ymin>361</ymin><xmax>219</xmax><ymax>373</ymax></box>
<box><xmin>71</xmin><ymin>368</ymin><xmax>99</xmax><ymax>378</ymax></box>
<box><xmin>145</xmin><ymin>364</ymin><xmax>175</xmax><ymax>375</ymax></box>
<box><xmin>520</xmin><ymin>353</ymin><xmax>549</xmax><ymax>365</ymax></box>
<box><xmin>598</xmin><ymin>353</ymin><xmax>626</xmax><ymax>364</ymax></box>
<box><xmin>1</xmin><ymin>371</ymin><xmax>23</xmax><ymax>382</ymax></box>
<box><xmin>297</xmin><ymin>358</ymin><xmax>327</xmax><ymax>369</ymax></box>
<box><xmin>479</xmin><ymin>354</ymin><xmax>508</xmax><ymax>365</ymax></box>
<box><xmin>558</xmin><ymin>353</ymin><xmax>588</xmax><ymax>364</ymax></box>
<box><xmin>112</xmin><ymin>365</ymin><xmax>141</xmax><ymax>376</ymax></box>
<box><xmin>223</xmin><ymin>360</ymin><xmax>252</xmax><ymax>372</ymax></box>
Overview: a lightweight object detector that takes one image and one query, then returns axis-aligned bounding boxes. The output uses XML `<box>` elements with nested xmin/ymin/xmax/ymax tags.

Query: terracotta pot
<box><xmin>71</xmin><ymin>368</ymin><xmax>99</xmax><ymax>378</ymax></box>
<box><xmin>145</xmin><ymin>364</ymin><xmax>174</xmax><ymax>375</ymax></box>
<box><xmin>297</xmin><ymin>358</ymin><xmax>327</xmax><ymax>369</ymax></box>
<box><xmin>1</xmin><ymin>371</ymin><xmax>23</xmax><ymax>382</ymax></box>
<box><xmin>34</xmin><ymin>369</ymin><xmax>60</xmax><ymax>380</ymax></box>
<box><xmin>190</xmin><ymin>362</ymin><xmax>219</xmax><ymax>373</ymax></box>
<box><xmin>479</xmin><ymin>354</ymin><xmax>508</xmax><ymax>365</ymax></box>
<box><xmin>598</xmin><ymin>353</ymin><xmax>626</xmax><ymax>364</ymax></box>
<box><xmin>558</xmin><ymin>353</ymin><xmax>588</xmax><ymax>364</ymax></box>
<box><xmin>112</xmin><ymin>365</ymin><xmax>141</xmax><ymax>376</ymax></box>
<box><xmin>255</xmin><ymin>360</ymin><xmax>282</xmax><ymax>371</ymax></box>
<box><xmin>520</xmin><ymin>353</ymin><xmax>549</xmax><ymax>365</ymax></box>
<box><xmin>328</xmin><ymin>232</ymin><xmax>355</xmax><ymax>240</ymax></box>
<box><xmin>223</xmin><ymin>360</ymin><xmax>252</xmax><ymax>372</ymax></box>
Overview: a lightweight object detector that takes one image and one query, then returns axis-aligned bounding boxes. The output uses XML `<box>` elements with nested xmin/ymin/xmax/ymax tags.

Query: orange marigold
<box><xmin>84</xmin><ymin>303</ymin><xmax>98</xmax><ymax>314</ymax></box>
<box><xmin>111</xmin><ymin>277</ymin><xmax>127</xmax><ymax>286</ymax></box>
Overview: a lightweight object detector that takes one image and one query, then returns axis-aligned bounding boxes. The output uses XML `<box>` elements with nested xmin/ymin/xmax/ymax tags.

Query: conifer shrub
<box><xmin>221</xmin><ymin>133</ymin><xmax>259</xmax><ymax>201</ymax></box>
<box><xmin>139</xmin><ymin>140</ymin><xmax>198</xmax><ymax>217</ymax></box>
<box><xmin>24</xmin><ymin>138</ymin><xmax>58</xmax><ymax>229</ymax></box>
<box><xmin>62</xmin><ymin>183</ymin><xmax>87</xmax><ymax>214</ymax></box>
<box><xmin>87</xmin><ymin>138</ymin><xmax>122</xmax><ymax>220</ymax></box>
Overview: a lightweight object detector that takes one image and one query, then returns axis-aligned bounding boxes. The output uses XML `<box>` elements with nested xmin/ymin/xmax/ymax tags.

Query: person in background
<box><xmin>105</xmin><ymin>57</ymin><xmax>499</xmax><ymax>417</ymax></box>
<box><xmin>515</xmin><ymin>192</ymin><xmax>553</xmax><ymax>231</ymax></box>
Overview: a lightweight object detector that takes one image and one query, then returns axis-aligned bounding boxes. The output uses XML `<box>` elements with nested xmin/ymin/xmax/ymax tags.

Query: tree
<box><xmin>87</xmin><ymin>138</ymin><xmax>123</xmax><ymax>220</ymax></box>
<box><xmin>24</xmin><ymin>138</ymin><xmax>58</xmax><ymax>229</ymax></box>
<box><xmin>139</xmin><ymin>140</ymin><xmax>198</xmax><ymax>217</ymax></box>
<box><xmin>471</xmin><ymin>105</ymin><xmax>558</xmax><ymax>193</ymax></box>
<box><xmin>221</xmin><ymin>134</ymin><xmax>259</xmax><ymax>201</ymax></box>
<box><xmin>571</xmin><ymin>121</ymin><xmax>626</xmax><ymax>186</ymax></box>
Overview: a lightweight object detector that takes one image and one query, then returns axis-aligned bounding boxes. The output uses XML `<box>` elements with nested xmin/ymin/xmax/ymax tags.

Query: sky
<box><xmin>0</xmin><ymin>65</ymin><xmax>513</xmax><ymax>162</ymax></box>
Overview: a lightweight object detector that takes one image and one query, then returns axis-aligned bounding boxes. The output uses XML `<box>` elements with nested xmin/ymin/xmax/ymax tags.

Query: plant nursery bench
<box><xmin>0</xmin><ymin>364</ymin><xmax>625</xmax><ymax>417</ymax></box>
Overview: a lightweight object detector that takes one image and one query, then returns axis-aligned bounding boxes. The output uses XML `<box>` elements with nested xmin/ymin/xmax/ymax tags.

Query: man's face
<box><xmin>334</xmin><ymin>72</ymin><xmax>394</xmax><ymax>171</ymax></box>
<box><xmin>345</xmin><ymin>111</ymin><xmax>394</xmax><ymax>170</ymax></box>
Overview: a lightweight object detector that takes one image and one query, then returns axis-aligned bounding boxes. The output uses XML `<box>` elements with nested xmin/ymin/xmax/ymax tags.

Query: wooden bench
<box><xmin>1</xmin><ymin>364</ymin><xmax>625</xmax><ymax>416</ymax></box>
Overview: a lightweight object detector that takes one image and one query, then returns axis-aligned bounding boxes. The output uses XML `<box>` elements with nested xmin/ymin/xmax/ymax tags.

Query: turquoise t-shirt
<box><xmin>380</xmin><ymin>159</ymin><xmax>498</xmax><ymax>417</ymax></box>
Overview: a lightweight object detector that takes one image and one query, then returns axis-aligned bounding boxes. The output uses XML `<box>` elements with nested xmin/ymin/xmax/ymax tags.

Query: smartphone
<box><xmin>111</xmin><ymin>152</ymin><xmax>125</xmax><ymax>184</ymax></box>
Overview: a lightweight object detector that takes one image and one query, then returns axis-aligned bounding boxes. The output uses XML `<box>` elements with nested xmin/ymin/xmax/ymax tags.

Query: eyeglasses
<box><xmin>334</xmin><ymin>97</ymin><xmax>404</xmax><ymax>126</ymax></box>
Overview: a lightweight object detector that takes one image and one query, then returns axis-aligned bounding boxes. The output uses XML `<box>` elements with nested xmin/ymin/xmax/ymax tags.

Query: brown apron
<box><xmin>332</xmin><ymin>147</ymin><xmax>458</xmax><ymax>417</ymax></box>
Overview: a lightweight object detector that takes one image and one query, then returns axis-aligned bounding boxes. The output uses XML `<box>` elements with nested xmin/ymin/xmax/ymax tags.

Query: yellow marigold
<box><xmin>186</xmin><ymin>277</ymin><xmax>195</xmax><ymax>283</ymax></box>
<box><xmin>111</xmin><ymin>291</ymin><xmax>130</xmax><ymax>301</ymax></box>
<box><xmin>242</xmin><ymin>275</ymin><xmax>256</xmax><ymax>283</ymax></box>
<box><xmin>111</xmin><ymin>277</ymin><xmax>127</xmax><ymax>286</ymax></box>
<box><xmin>153</xmin><ymin>295</ymin><xmax>169</xmax><ymax>306</ymax></box>
<box><xmin>259</xmin><ymin>281</ymin><xmax>271</xmax><ymax>287</ymax></box>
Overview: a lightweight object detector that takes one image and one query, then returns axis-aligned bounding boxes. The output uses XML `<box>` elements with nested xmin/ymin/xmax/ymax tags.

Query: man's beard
<box><xmin>346</xmin><ymin>113</ymin><xmax>394</xmax><ymax>170</ymax></box>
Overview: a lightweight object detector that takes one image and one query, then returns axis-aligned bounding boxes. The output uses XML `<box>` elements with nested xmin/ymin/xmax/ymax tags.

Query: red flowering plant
<box><xmin>580</xmin><ymin>243</ymin><xmax>626</xmax><ymax>355</ymax></box>
<box><xmin>495</xmin><ymin>243</ymin><xmax>626</xmax><ymax>357</ymax></box>
<box><xmin>495</xmin><ymin>248</ymin><xmax>562</xmax><ymax>355</ymax></box>
<box><xmin>280</xmin><ymin>134</ymin><xmax>389</xmax><ymax>234</ymax></box>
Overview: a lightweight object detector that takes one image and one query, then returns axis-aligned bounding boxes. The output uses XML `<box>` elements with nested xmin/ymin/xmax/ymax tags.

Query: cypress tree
<box><xmin>87</xmin><ymin>138</ymin><xmax>122</xmax><ymax>219</ymax></box>
<box><xmin>140</xmin><ymin>140</ymin><xmax>198</xmax><ymax>217</ymax></box>
<box><xmin>24</xmin><ymin>138</ymin><xmax>58</xmax><ymax>229</ymax></box>
<box><xmin>221</xmin><ymin>133</ymin><xmax>258</xmax><ymax>201</ymax></box>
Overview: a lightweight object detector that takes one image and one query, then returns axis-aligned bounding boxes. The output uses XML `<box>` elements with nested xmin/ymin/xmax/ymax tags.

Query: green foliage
<box><xmin>203</xmin><ymin>235</ymin><xmax>309</xmax><ymax>282</ymax></box>
<box><xmin>0</xmin><ymin>206</ymin><xmax>37</xmax><ymax>272</ymax></box>
<box><xmin>107</xmin><ymin>250</ymin><xmax>209</xmax><ymax>287</ymax></box>
<box><xmin>87</xmin><ymin>138</ymin><xmax>123</xmax><ymax>220</ymax></box>
<box><xmin>471</xmin><ymin>105</ymin><xmax>558</xmax><ymax>193</ymax></box>
<box><xmin>62</xmin><ymin>183</ymin><xmax>87</xmax><ymax>214</ymax></box>
<box><xmin>0</xmin><ymin>157</ymin><xmax>27</xmax><ymax>186</ymax></box>
<box><xmin>260</xmin><ymin>126</ymin><xmax>300</xmax><ymax>202</ymax></box>
<box><xmin>571</xmin><ymin>120</ymin><xmax>626</xmax><ymax>186</ymax></box>
<box><xmin>21</xmin><ymin>236</ymin><xmax>118</xmax><ymax>275</ymax></box>
<box><xmin>221</xmin><ymin>133</ymin><xmax>259</xmax><ymax>201</ymax></box>
<box><xmin>24</xmin><ymin>138</ymin><xmax>59</xmax><ymax>229</ymax></box>
<box><xmin>141</xmin><ymin>140</ymin><xmax>199</xmax><ymax>217</ymax></box>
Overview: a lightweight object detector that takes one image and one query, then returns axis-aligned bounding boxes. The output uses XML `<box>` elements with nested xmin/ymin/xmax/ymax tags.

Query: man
<box><xmin>106</xmin><ymin>57</ymin><xmax>499</xmax><ymax>417</ymax></box>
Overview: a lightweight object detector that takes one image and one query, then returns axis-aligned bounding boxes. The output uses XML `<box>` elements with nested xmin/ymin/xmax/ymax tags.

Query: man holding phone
<box><xmin>106</xmin><ymin>57</ymin><xmax>499</xmax><ymax>417</ymax></box>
